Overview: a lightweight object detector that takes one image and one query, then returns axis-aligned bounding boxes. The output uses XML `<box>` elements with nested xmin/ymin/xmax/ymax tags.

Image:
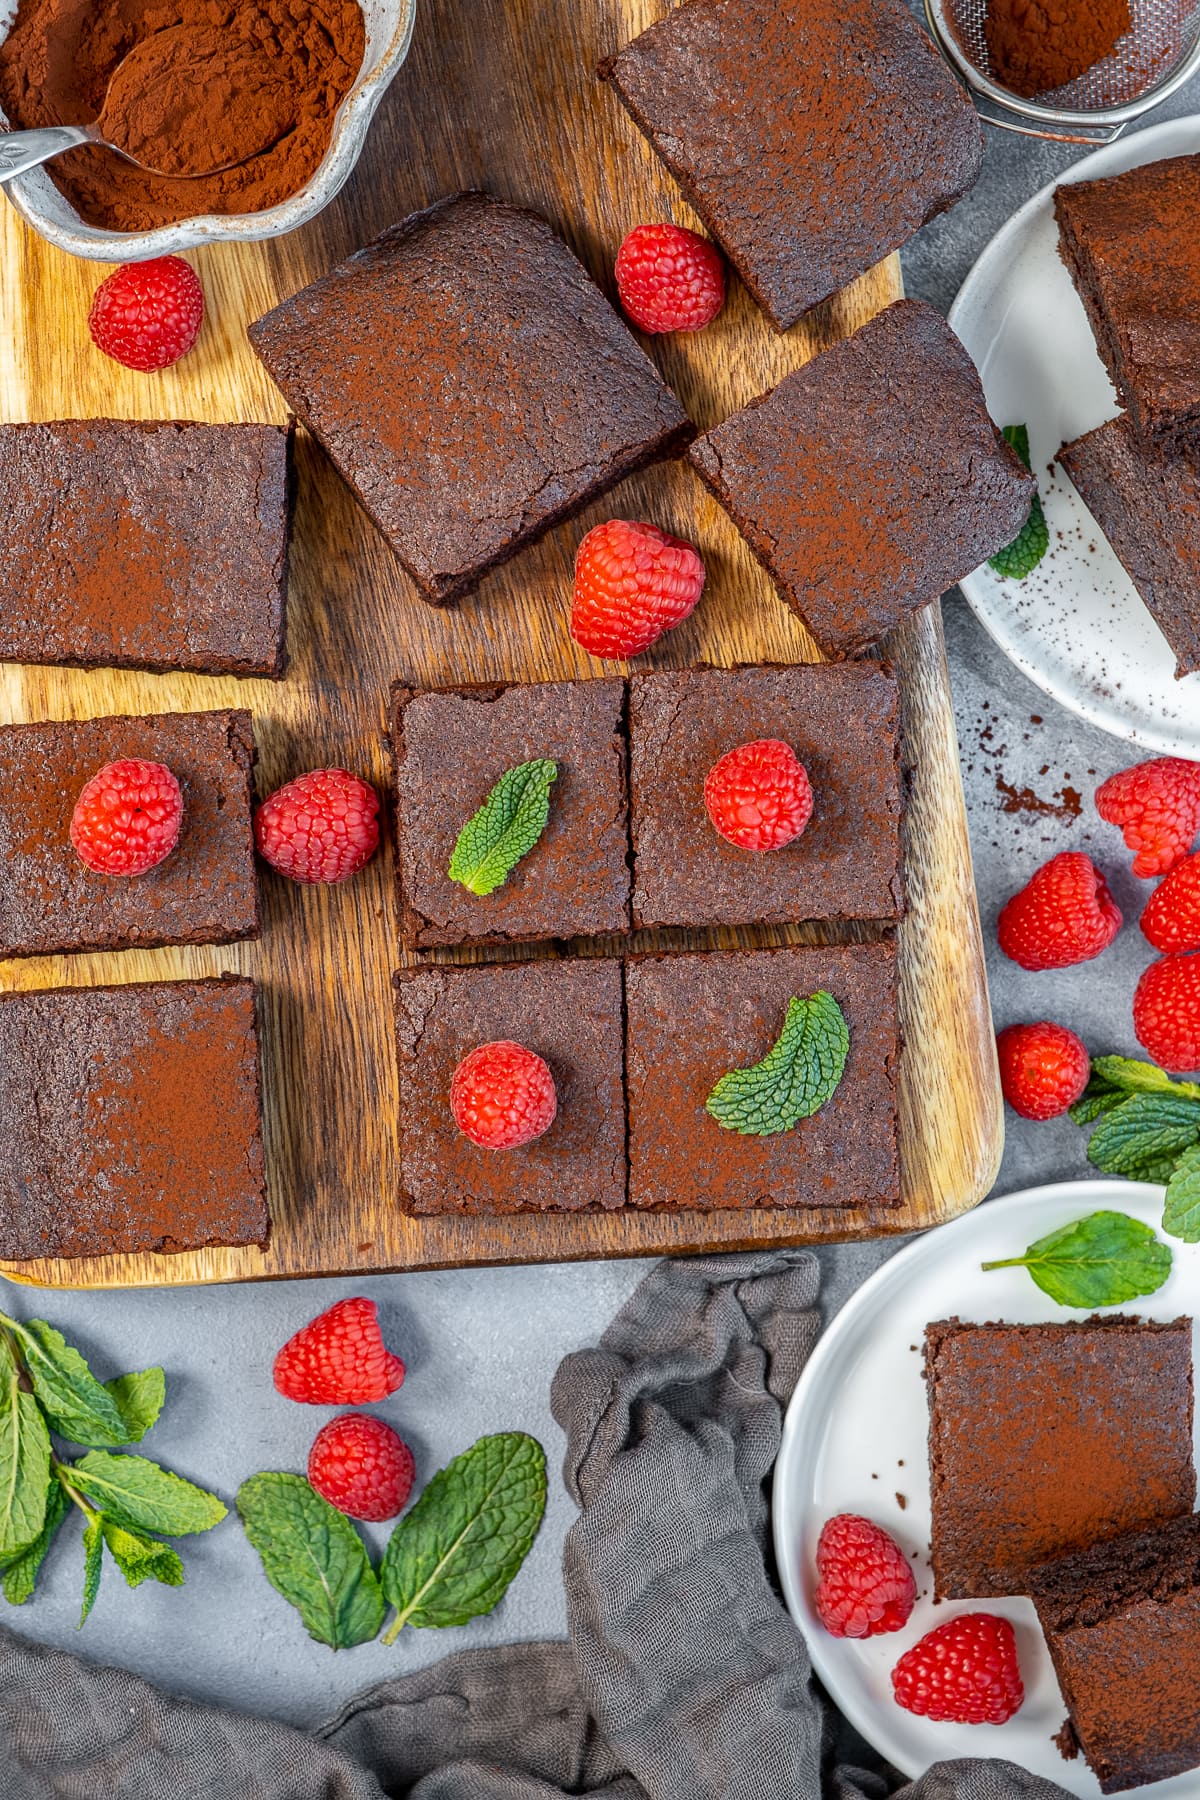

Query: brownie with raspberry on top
<box><xmin>0</xmin><ymin>421</ymin><xmax>292</xmax><ymax>677</ymax></box>
<box><xmin>628</xmin><ymin>664</ymin><xmax>903</xmax><ymax>931</ymax></box>
<box><xmin>393</xmin><ymin>958</ymin><xmax>626</xmax><ymax>1215</ymax></box>
<box><xmin>249</xmin><ymin>192</ymin><xmax>693</xmax><ymax>606</ymax></box>
<box><xmin>925</xmin><ymin>1316</ymin><xmax>1195</xmax><ymax>1600</ymax></box>
<box><xmin>599</xmin><ymin>0</ymin><xmax>982</xmax><ymax>331</ymax></box>
<box><xmin>390</xmin><ymin>678</ymin><xmax>630</xmax><ymax>947</ymax></box>
<box><xmin>624</xmin><ymin>942</ymin><xmax>900</xmax><ymax>1212</ymax></box>
<box><xmin>0</xmin><ymin>710</ymin><xmax>259</xmax><ymax>962</ymax></box>
<box><xmin>0</xmin><ymin>975</ymin><xmax>268</xmax><ymax>1261</ymax></box>
<box><xmin>687</xmin><ymin>301</ymin><xmax>1035</xmax><ymax>658</ymax></box>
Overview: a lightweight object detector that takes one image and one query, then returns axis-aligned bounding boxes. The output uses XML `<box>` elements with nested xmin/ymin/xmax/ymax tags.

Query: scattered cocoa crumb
<box><xmin>995</xmin><ymin>774</ymin><xmax>1082</xmax><ymax>821</ymax></box>
<box><xmin>1030</xmin><ymin>713</ymin><xmax>1042</xmax><ymax>724</ymax></box>
<box><xmin>896</xmin><ymin>1492</ymin><xmax>907</xmax><ymax>1509</ymax></box>
<box><xmin>1054</xmin><ymin>1719</ymin><xmax>1081</xmax><ymax>1762</ymax></box>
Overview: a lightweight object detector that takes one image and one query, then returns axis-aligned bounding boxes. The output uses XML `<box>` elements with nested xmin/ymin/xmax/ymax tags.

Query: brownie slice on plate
<box><xmin>624</xmin><ymin>943</ymin><xmax>899</xmax><ymax>1212</ymax></box>
<box><xmin>925</xmin><ymin>1316</ymin><xmax>1195</xmax><ymax>1599</ymax></box>
<box><xmin>250</xmin><ymin>192</ymin><xmax>693</xmax><ymax>605</ymax></box>
<box><xmin>1058</xmin><ymin>414</ymin><xmax>1200</xmax><ymax>679</ymax></box>
<box><xmin>0</xmin><ymin>710</ymin><xmax>259</xmax><ymax>960</ymax></box>
<box><xmin>0</xmin><ymin>421</ymin><xmax>292</xmax><ymax>678</ymax></box>
<box><xmin>0</xmin><ymin>976</ymin><xmax>268</xmax><ymax>1261</ymax></box>
<box><xmin>1031</xmin><ymin>1513</ymin><xmax>1200</xmax><ymax>1794</ymax></box>
<box><xmin>628</xmin><ymin>664</ymin><xmax>903</xmax><ymax>931</ymax></box>
<box><xmin>1055</xmin><ymin>154</ymin><xmax>1200</xmax><ymax>449</ymax></box>
<box><xmin>688</xmin><ymin>301</ymin><xmax>1033</xmax><ymax>658</ymax></box>
<box><xmin>600</xmin><ymin>0</ymin><xmax>982</xmax><ymax>331</ymax></box>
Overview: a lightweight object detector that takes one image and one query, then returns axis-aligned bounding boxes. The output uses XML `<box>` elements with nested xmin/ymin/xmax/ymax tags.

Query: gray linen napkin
<box><xmin>0</xmin><ymin>1250</ymin><xmax>1074</xmax><ymax>1800</ymax></box>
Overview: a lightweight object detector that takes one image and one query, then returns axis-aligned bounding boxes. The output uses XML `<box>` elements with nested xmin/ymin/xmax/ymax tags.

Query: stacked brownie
<box><xmin>1054</xmin><ymin>154</ymin><xmax>1200</xmax><ymax>677</ymax></box>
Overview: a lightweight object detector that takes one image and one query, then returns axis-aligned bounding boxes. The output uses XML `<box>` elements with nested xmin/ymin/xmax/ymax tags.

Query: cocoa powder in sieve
<box><xmin>984</xmin><ymin>0</ymin><xmax>1132</xmax><ymax>98</ymax></box>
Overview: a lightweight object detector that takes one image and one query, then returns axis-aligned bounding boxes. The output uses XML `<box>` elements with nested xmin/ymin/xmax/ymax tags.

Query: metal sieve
<box><xmin>924</xmin><ymin>0</ymin><xmax>1200</xmax><ymax>142</ymax></box>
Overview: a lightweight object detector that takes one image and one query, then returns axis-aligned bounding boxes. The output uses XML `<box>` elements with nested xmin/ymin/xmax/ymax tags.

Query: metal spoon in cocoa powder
<box><xmin>0</xmin><ymin>25</ymin><xmax>296</xmax><ymax>185</ymax></box>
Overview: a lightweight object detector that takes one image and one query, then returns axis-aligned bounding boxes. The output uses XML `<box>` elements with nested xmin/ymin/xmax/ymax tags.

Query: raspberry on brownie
<box><xmin>249</xmin><ymin>192</ymin><xmax>693</xmax><ymax>606</ymax></box>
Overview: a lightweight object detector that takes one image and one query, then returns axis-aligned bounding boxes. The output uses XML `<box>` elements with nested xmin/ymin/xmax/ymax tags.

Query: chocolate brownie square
<box><xmin>600</xmin><ymin>0</ymin><xmax>982</xmax><ymax>331</ymax></box>
<box><xmin>624</xmin><ymin>943</ymin><xmax>899</xmax><ymax>1212</ymax></box>
<box><xmin>250</xmin><ymin>192</ymin><xmax>693</xmax><ymax>605</ymax></box>
<box><xmin>393</xmin><ymin>958</ymin><xmax>626</xmax><ymax>1214</ymax></box>
<box><xmin>0</xmin><ymin>421</ymin><xmax>292</xmax><ymax>677</ymax></box>
<box><xmin>1058</xmin><ymin>414</ymin><xmax>1200</xmax><ymax>679</ymax></box>
<box><xmin>0</xmin><ymin>976</ymin><xmax>268</xmax><ymax>1261</ymax></box>
<box><xmin>1032</xmin><ymin>1514</ymin><xmax>1200</xmax><ymax>1794</ymax></box>
<box><xmin>925</xmin><ymin>1317</ymin><xmax>1195</xmax><ymax>1600</ymax></box>
<box><xmin>628</xmin><ymin>664</ymin><xmax>902</xmax><ymax>931</ymax></box>
<box><xmin>687</xmin><ymin>301</ymin><xmax>1035</xmax><ymax>657</ymax></box>
<box><xmin>1055</xmin><ymin>155</ymin><xmax>1200</xmax><ymax>448</ymax></box>
<box><xmin>0</xmin><ymin>710</ymin><xmax>259</xmax><ymax>960</ymax></box>
<box><xmin>391</xmin><ymin>679</ymin><xmax>629</xmax><ymax>947</ymax></box>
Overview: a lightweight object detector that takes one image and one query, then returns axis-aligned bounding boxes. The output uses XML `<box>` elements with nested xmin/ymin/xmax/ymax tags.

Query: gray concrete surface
<box><xmin>4</xmin><ymin>72</ymin><xmax>1198</xmax><ymax>1732</ymax></box>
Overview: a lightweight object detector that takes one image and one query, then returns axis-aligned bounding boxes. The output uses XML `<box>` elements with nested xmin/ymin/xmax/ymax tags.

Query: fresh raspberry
<box><xmin>997</xmin><ymin>852</ymin><xmax>1122</xmax><ymax>971</ymax></box>
<box><xmin>570</xmin><ymin>519</ymin><xmax>706</xmax><ymax>659</ymax></box>
<box><xmin>308</xmin><ymin>1414</ymin><xmax>415</xmax><ymax>1522</ymax></box>
<box><xmin>254</xmin><ymin>768</ymin><xmax>380</xmax><ymax>884</ymax></box>
<box><xmin>996</xmin><ymin>1021</ymin><xmax>1091</xmax><ymax>1121</ymax></box>
<box><xmin>814</xmin><ymin>1514</ymin><xmax>916</xmax><ymax>1639</ymax></box>
<box><xmin>1133</xmin><ymin>954</ymin><xmax>1200</xmax><ymax>1073</ymax></box>
<box><xmin>704</xmin><ymin>739</ymin><xmax>813</xmax><ymax>851</ymax></box>
<box><xmin>273</xmin><ymin>1297</ymin><xmax>405</xmax><ymax>1406</ymax></box>
<box><xmin>1096</xmin><ymin>757</ymin><xmax>1200</xmax><ymax>878</ymax></box>
<box><xmin>1142</xmin><ymin>854</ymin><xmax>1200</xmax><ymax>954</ymax></box>
<box><xmin>614</xmin><ymin>223</ymin><xmax>726</xmax><ymax>333</ymax></box>
<box><xmin>69</xmin><ymin>759</ymin><xmax>183</xmax><ymax>877</ymax></box>
<box><xmin>892</xmin><ymin>1614</ymin><xmax>1024</xmax><ymax>1726</ymax></box>
<box><xmin>450</xmin><ymin>1041</ymin><xmax>557</xmax><ymax>1149</ymax></box>
<box><xmin>88</xmin><ymin>256</ymin><xmax>204</xmax><ymax>372</ymax></box>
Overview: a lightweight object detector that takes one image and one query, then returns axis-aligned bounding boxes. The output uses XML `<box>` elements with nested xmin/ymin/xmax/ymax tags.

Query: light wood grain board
<box><xmin>0</xmin><ymin>0</ymin><xmax>1003</xmax><ymax>1288</ymax></box>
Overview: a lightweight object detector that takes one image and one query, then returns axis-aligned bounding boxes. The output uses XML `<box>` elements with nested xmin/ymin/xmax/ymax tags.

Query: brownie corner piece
<box><xmin>393</xmin><ymin>957</ymin><xmax>626</xmax><ymax>1215</ymax></box>
<box><xmin>601</xmin><ymin>0</ymin><xmax>981</xmax><ymax>330</ymax></box>
<box><xmin>390</xmin><ymin>677</ymin><xmax>630</xmax><ymax>947</ymax></box>
<box><xmin>0</xmin><ymin>975</ymin><xmax>268</xmax><ymax>1261</ymax></box>
<box><xmin>687</xmin><ymin>299</ymin><xmax>1034</xmax><ymax>657</ymax></box>
<box><xmin>249</xmin><ymin>191</ymin><xmax>692</xmax><ymax>605</ymax></box>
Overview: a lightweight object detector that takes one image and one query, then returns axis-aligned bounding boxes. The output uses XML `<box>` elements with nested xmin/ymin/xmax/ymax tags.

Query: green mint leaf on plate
<box><xmin>981</xmin><ymin>1209</ymin><xmax>1172</xmax><ymax>1308</ymax></box>
<box><xmin>79</xmin><ymin>1515</ymin><xmax>103</xmax><ymax>1627</ymax></box>
<box><xmin>1085</xmin><ymin>1093</ymin><xmax>1200</xmax><ymax>1180</ymax></box>
<box><xmin>100</xmin><ymin>1517</ymin><xmax>184</xmax><ymax>1591</ymax></box>
<box><xmin>706</xmin><ymin>992</ymin><xmax>849</xmax><ymax>1137</ymax></box>
<box><xmin>8</xmin><ymin>1318</ymin><xmax>130</xmax><ymax>1448</ymax></box>
<box><xmin>1163</xmin><ymin>1145</ymin><xmax>1200</xmax><ymax>1243</ymax></box>
<box><xmin>380</xmin><ymin>1432</ymin><xmax>546</xmax><ymax>1642</ymax></box>
<box><xmin>448</xmin><ymin>760</ymin><xmax>557</xmax><ymax>897</ymax></box>
<box><xmin>1</xmin><ymin>1477</ymin><xmax>68</xmax><ymax>1606</ymax></box>
<box><xmin>237</xmin><ymin>1472</ymin><xmax>385</xmax><ymax>1650</ymax></box>
<box><xmin>989</xmin><ymin>425</ymin><xmax>1049</xmax><ymax>580</ymax></box>
<box><xmin>69</xmin><ymin>1452</ymin><xmax>226</xmax><ymax>1537</ymax></box>
<box><xmin>0</xmin><ymin>1342</ymin><xmax>51</xmax><ymax>1560</ymax></box>
<box><xmin>103</xmin><ymin>1368</ymin><xmax>166</xmax><ymax>1444</ymax></box>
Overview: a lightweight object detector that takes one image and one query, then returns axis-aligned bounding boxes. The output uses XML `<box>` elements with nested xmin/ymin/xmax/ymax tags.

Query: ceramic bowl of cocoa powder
<box><xmin>0</xmin><ymin>0</ymin><xmax>418</xmax><ymax>259</ymax></box>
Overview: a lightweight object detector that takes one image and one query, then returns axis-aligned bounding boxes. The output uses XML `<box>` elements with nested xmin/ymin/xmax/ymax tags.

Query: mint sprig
<box><xmin>448</xmin><ymin>760</ymin><xmax>557</xmax><ymax>897</ymax></box>
<box><xmin>989</xmin><ymin>424</ymin><xmax>1049</xmax><ymax>580</ymax></box>
<box><xmin>1070</xmin><ymin>1056</ymin><xmax>1200</xmax><ymax>1240</ymax></box>
<box><xmin>981</xmin><ymin>1209</ymin><xmax>1172</xmax><ymax>1307</ymax></box>
<box><xmin>706</xmin><ymin>992</ymin><xmax>849</xmax><ymax>1137</ymax></box>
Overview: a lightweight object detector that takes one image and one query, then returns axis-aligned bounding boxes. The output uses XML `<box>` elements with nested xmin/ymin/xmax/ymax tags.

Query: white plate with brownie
<box><xmin>773</xmin><ymin>1179</ymin><xmax>1200</xmax><ymax>1795</ymax></box>
<box><xmin>951</xmin><ymin>115</ymin><xmax>1200</xmax><ymax>759</ymax></box>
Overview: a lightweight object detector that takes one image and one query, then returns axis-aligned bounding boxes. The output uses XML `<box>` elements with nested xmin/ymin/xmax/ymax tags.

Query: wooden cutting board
<box><xmin>0</xmin><ymin>0</ymin><xmax>1003</xmax><ymax>1289</ymax></box>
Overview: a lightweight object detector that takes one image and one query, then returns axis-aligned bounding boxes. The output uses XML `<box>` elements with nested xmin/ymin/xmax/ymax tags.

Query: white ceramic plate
<box><xmin>773</xmin><ymin>1180</ymin><xmax>1200</xmax><ymax>1796</ymax></box>
<box><xmin>950</xmin><ymin>116</ymin><xmax>1200</xmax><ymax>758</ymax></box>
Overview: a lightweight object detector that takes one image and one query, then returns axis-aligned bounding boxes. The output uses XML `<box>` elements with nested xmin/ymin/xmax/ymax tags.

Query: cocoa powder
<box><xmin>985</xmin><ymin>0</ymin><xmax>1132</xmax><ymax>98</ymax></box>
<box><xmin>0</xmin><ymin>0</ymin><xmax>365</xmax><ymax>232</ymax></box>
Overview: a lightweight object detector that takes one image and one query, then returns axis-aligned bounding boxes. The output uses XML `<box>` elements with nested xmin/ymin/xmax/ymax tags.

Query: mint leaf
<box><xmin>9</xmin><ymin>1319</ymin><xmax>129</xmax><ymax>1448</ymax></box>
<box><xmin>79</xmin><ymin>1516</ymin><xmax>103</xmax><ymax>1627</ymax></box>
<box><xmin>1164</xmin><ymin>1145</ymin><xmax>1200</xmax><ymax>1242</ymax></box>
<box><xmin>1091</xmin><ymin>1056</ymin><xmax>1200</xmax><ymax>1100</ymax></box>
<box><xmin>237</xmin><ymin>1472</ymin><xmax>384</xmax><ymax>1650</ymax></box>
<box><xmin>1086</xmin><ymin>1093</ymin><xmax>1200</xmax><ymax>1178</ymax></box>
<box><xmin>69</xmin><ymin>1452</ymin><xmax>226</xmax><ymax>1537</ymax></box>
<box><xmin>706</xmin><ymin>992</ymin><xmax>849</xmax><ymax>1137</ymax></box>
<box><xmin>100</xmin><ymin>1517</ymin><xmax>184</xmax><ymax>1591</ymax></box>
<box><xmin>2</xmin><ymin>1477</ymin><xmax>68</xmax><ymax>1605</ymax></box>
<box><xmin>1070</xmin><ymin>1087</ymin><xmax>1126</xmax><ymax>1126</ymax></box>
<box><xmin>380</xmin><ymin>1432</ymin><xmax>546</xmax><ymax>1640</ymax></box>
<box><xmin>982</xmin><ymin>1209</ymin><xmax>1172</xmax><ymax>1307</ymax></box>
<box><xmin>104</xmin><ymin>1369</ymin><xmax>165</xmax><ymax>1444</ymax></box>
<box><xmin>448</xmin><ymin>760</ymin><xmax>557</xmax><ymax>897</ymax></box>
<box><xmin>989</xmin><ymin>425</ymin><xmax>1048</xmax><ymax>580</ymax></box>
<box><xmin>0</xmin><ymin>1345</ymin><xmax>50</xmax><ymax>1559</ymax></box>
